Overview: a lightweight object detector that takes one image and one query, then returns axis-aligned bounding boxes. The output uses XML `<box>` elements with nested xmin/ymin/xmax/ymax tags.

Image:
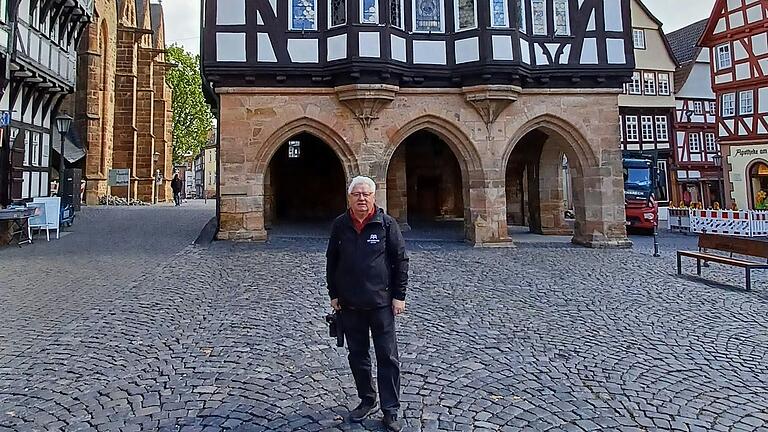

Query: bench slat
<box><xmin>677</xmin><ymin>251</ymin><xmax>768</xmax><ymax>268</ymax></box>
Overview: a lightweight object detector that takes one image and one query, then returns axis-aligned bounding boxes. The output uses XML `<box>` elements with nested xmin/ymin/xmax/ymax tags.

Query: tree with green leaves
<box><xmin>166</xmin><ymin>44</ymin><xmax>214</xmax><ymax>164</ymax></box>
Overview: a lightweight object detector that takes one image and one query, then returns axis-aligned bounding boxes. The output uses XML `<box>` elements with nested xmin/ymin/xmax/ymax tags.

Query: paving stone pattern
<box><xmin>2</xmin><ymin>205</ymin><xmax>768</xmax><ymax>432</ymax></box>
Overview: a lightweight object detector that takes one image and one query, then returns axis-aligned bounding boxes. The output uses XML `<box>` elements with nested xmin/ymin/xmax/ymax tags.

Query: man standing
<box><xmin>326</xmin><ymin>176</ymin><xmax>409</xmax><ymax>432</ymax></box>
<box><xmin>171</xmin><ymin>173</ymin><xmax>183</xmax><ymax>206</ymax></box>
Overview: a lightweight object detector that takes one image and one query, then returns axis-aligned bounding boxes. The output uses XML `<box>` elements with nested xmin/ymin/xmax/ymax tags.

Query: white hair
<box><xmin>348</xmin><ymin>176</ymin><xmax>376</xmax><ymax>194</ymax></box>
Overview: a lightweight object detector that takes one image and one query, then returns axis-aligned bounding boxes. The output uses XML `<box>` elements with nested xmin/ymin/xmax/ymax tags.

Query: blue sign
<box><xmin>0</xmin><ymin>111</ymin><xmax>10</xmax><ymax>127</ymax></box>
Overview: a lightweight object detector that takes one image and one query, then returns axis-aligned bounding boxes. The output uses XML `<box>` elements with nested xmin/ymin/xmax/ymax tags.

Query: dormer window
<box><xmin>455</xmin><ymin>0</ymin><xmax>476</xmax><ymax>30</ymax></box>
<box><xmin>414</xmin><ymin>0</ymin><xmax>444</xmax><ymax>32</ymax></box>
<box><xmin>490</xmin><ymin>0</ymin><xmax>508</xmax><ymax>27</ymax></box>
<box><xmin>531</xmin><ymin>0</ymin><xmax>545</xmax><ymax>35</ymax></box>
<box><xmin>554</xmin><ymin>0</ymin><xmax>569</xmax><ymax>36</ymax></box>
<box><xmin>290</xmin><ymin>0</ymin><xmax>317</xmax><ymax>30</ymax></box>
<box><xmin>329</xmin><ymin>0</ymin><xmax>346</xmax><ymax>27</ymax></box>
<box><xmin>361</xmin><ymin>0</ymin><xmax>379</xmax><ymax>24</ymax></box>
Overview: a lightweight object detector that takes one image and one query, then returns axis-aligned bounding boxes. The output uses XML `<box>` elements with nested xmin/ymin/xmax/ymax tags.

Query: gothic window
<box><xmin>330</xmin><ymin>0</ymin><xmax>346</xmax><ymax>27</ymax></box>
<box><xmin>531</xmin><ymin>0</ymin><xmax>546</xmax><ymax>35</ymax></box>
<box><xmin>290</xmin><ymin>0</ymin><xmax>317</xmax><ymax>30</ymax></box>
<box><xmin>414</xmin><ymin>0</ymin><xmax>443</xmax><ymax>32</ymax></box>
<box><xmin>361</xmin><ymin>0</ymin><xmax>378</xmax><ymax>24</ymax></box>
<box><xmin>554</xmin><ymin>0</ymin><xmax>569</xmax><ymax>35</ymax></box>
<box><xmin>490</xmin><ymin>0</ymin><xmax>507</xmax><ymax>27</ymax></box>
<box><xmin>390</xmin><ymin>0</ymin><xmax>404</xmax><ymax>28</ymax></box>
<box><xmin>455</xmin><ymin>0</ymin><xmax>476</xmax><ymax>30</ymax></box>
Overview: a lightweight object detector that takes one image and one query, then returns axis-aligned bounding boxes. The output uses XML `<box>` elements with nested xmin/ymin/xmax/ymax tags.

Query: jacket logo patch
<box><xmin>367</xmin><ymin>234</ymin><xmax>380</xmax><ymax>244</ymax></box>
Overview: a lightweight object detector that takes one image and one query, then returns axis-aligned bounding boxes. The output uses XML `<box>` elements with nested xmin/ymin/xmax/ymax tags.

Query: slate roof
<box><xmin>668</xmin><ymin>19</ymin><xmax>709</xmax><ymax>65</ymax></box>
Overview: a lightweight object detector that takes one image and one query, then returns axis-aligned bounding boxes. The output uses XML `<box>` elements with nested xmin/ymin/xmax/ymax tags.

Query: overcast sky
<box><xmin>160</xmin><ymin>0</ymin><xmax>719</xmax><ymax>55</ymax></box>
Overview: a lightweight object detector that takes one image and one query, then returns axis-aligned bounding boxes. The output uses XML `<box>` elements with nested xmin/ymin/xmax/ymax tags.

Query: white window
<box><xmin>705</xmin><ymin>133</ymin><xmax>717</xmax><ymax>152</ymax></box>
<box><xmin>625</xmin><ymin>116</ymin><xmax>638</xmax><ymax>141</ymax></box>
<box><xmin>390</xmin><ymin>0</ymin><xmax>404</xmax><ymax>28</ymax></box>
<box><xmin>329</xmin><ymin>0</ymin><xmax>346</xmax><ymax>27</ymax></box>
<box><xmin>414</xmin><ymin>0</ymin><xmax>444</xmax><ymax>32</ymax></box>
<box><xmin>454</xmin><ymin>0</ymin><xmax>476</xmax><ymax>30</ymax></box>
<box><xmin>288</xmin><ymin>140</ymin><xmax>300</xmax><ymax>158</ymax></box>
<box><xmin>531</xmin><ymin>0</ymin><xmax>546</xmax><ymax>35</ymax></box>
<box><xmin>716</xmin><ymin>44</ymin><xmax>732</xmax><ymax>70</ymax></box>
<box><xmin>633</xmin><ymin>29</ymin><xmax>646</xmax><ymax>49</ymax></box>
<box><xmin>490</xmin><ymin>0</ymin><xmax>508</xmax><ymax>27</ymax></box>
<box><xmin>658</xmin><ymin>73</ymin><xmax>670</xmax><ymax>95</ymax></box>
<box><xmin>553</xmin><ymin>0</ymin><xmax>569</xmax><ymax>35</ymax></box>
<box><xmin>643</xmin><ymin>72</ymin><xmax>656</xmax><ymax>95</ymax></box>
<box><xmin>739</xmin><ymin>90</ymin><xmax>754</xmax><ymax>115</ymax></box>
<box><xmin>693</xmin><ymin>101</ymin><xmax>703</xmax><ymax>115</ymax></box>
<box><xmin>0</xmin><ymin>0</ymin><xmax>8</xmax><ymax>24</ymax></box>
<box><xmin>31</xmin><ymin>132</ymin><xmax>40</xmax><ymax>167</ymax></box>
<box><xmin>518</xmin><ymin>0</ymin><xmax>526</xmax><ymax>33</ymax></box>
<box><xmin>722</xmin><ymin>93</ymin><xmax>735</xmax><ymax>117</ymax></box>
<box><xmin>708</xmin><ymin>101</ymin><xmax>717</xmax><ymax>115</ymax></box>
<box><xmin>23</xmin><ymin>131</ymin><xmax>30</xmax><ymax>166</ymax></box>
<box><xmin>641</xmin><ymin>116</ymin><xmax>654</xmax><ymax>141</ymax></box>
<box><xmin>361</xmin><ymin>0</ymin><xmax>378</xmax><ymax>23</ymax></box>
<box><xmin>290</xmin><ymin>0</ymin><xmax>317</xmax><ymax>30</ymax></box>
<box><xmin>689</xmin><ymin>133</ymin><xmax>701</xmax><ymax>153</ymax></box>
<box><xmin>628</xmin><ymin>72</ymin><xmax>641</xmax><ymax>94</ymax></box>
<box><xmin>655</xmin><ymin>116</ymin><xmax>668</xmax><ymax>141</ymax></box>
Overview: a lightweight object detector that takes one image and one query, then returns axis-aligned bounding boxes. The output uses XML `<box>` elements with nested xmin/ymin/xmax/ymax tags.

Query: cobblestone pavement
<box><xmin>2</xmin><ymin>206</ymin><xmax>768</xmax><ymax>432</ymax></box>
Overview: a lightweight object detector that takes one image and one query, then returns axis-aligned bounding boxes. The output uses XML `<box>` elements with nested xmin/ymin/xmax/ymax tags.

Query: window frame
<box><xmin>693</xmin><ymin>101</ymin><xmax>703</xmax><ymax>115</ymax></box>
<box><xmin>655</xmin><ymin>116</ymin><xmax>668</xmax><ymax>141</ymax></box>
<box><xmin>739</xmin><ymin>90</ymin><xmax>754</xmax><ymax>115</ymax></box>
<box><xmin>688</xmin><ymin>132</ymin><xmax>701</xmax><ymax>153</ymax></box>
<box><xmin>454</xmin><ymin>0</ymin><xmax>477</xmax><ymax>31</ymax></box>
<box><xmin>489</xmin><ymin>0</ymin><xmax>508</xmax><ymax>28</ymax></box>
<box><xmin>553</xmin><ymin>0</ymin><xmax>569</xmax><ymax>36</ymax></box>
<box><xmin>288</xmin><ymin>0</ymin><xmax>318</xmax><ymax>31</ymax></box>
<box><xmin>625</xmin><ymin>116</ymin><xmax>639</xmax><ymax>142</ymax></box>
<box><xmin>329</xmin><ymin>0</ymin><xmax>347</xmax><ymax>28</ymax></box>
<box><xmin>722</xmin><ymin>93</ymin><xmax>735</xmax><ymax>117</ymax></box>
<box><xmin>657</xmin><ymin>73</ymin><xmax>670</xmax><ymax>95</ymax></box>
<box><xmin>413</xmin><ymin>0</ymin><xmax>445</xmax><ymax>33</ymax></box>
<box><xmin>518</xmin><ymin>0</ymin><xmax>526</xmax><ymax>33</ymax></box>
<box><xmin>716</xmin><ymin>44</ymin><xmax>732</xmax><ymax>70</ymax></box>
<box><xmin>531</xmin><ymin>0</ymin><xmax>546</xmax><ymax>35</ymax></box>
<box><xmin>360</xmin><ymin>0</ymin><xmax>379</xmax><ymax>24</ymax></box>
<box><xmin>390</xmin><ymin>0</ymin><xmax>405</xmax><ymax>29</ymax></box>
<box><xmin>705</xmin><ymin>133</ymin><xmax>717</xmax><ymax>153</ymax></box>
<box><xmin>708</xmin><ymin>101</ymin><xmax>717</xmax><ymax>115</ymax></box>
<box><xmin>643</xmin><ymin>72</ymin><xmax>656</xmax><ymax>96</ymax></box>
<box><xmin>641</xmin><ymin>116</ymin><xmax>654</xmax><ymax>142</ymax></box>
<box><xmin>628</xmin><ymin>72</ymin><xmax>641</xmax><ymax>95</ymax></box>
<box><xmin>632</xmin><ymin>28</ymin><xmax>646</xmax><ymax>49</ymax></box>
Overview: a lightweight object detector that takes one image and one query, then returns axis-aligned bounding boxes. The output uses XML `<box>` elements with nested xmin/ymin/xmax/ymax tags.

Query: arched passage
<box><xmin>386</xmin><ymin>130</ymin><xmax>466</xmax><ymax>233</ymax></box>
<box><xmin>264</xmin><ymin>132</ymin><xmax>347</xmax><ymax>225</ymax></box>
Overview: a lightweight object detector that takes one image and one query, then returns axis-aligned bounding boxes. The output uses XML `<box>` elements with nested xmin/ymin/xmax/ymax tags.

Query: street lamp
<box><xmin>152</xmin><ymin>151</ymin><xmax>160</xmax><ymax>204</ymax></box>
<box><xmin>713</xmin><ymin>152</ymin><xmax>724</xmax><ymax>206</ymax></box>
<box><xmin>55</xmin><ymin>114</ymin><xmax>73</xmax><ymax>200</ymax></box>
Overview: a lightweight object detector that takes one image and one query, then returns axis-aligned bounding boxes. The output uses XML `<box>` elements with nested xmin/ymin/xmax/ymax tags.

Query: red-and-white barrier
<box><xmin>690</xmin><ymin>210</ymin><xmax>752</xmax><ymax>237</ymax></box>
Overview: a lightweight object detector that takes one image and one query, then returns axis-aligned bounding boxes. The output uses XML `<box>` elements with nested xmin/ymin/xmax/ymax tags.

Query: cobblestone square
<box><xmin>2</xmin><ymin>204</ymin><xmax>767</xmax><ymax>432</ymax></box>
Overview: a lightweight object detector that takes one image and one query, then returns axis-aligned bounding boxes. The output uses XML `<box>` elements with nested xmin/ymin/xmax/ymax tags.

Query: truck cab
<box><xmin>623</xmin><ymin>158</ymin><xmax>658</xmax><ymax>232</ymax></box>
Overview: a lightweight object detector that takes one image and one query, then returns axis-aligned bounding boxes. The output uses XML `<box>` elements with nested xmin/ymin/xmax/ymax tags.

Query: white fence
<box><xmin>667</xmin><ymin>209</ymin><xmax>768</xmax><ymax>237</ymax></box>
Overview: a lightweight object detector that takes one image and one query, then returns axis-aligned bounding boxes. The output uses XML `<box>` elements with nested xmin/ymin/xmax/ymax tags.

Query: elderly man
<box><xmin>326</xmin><ymin>176</ymin><xmax>409</xmax><ymax>431</ymax></box>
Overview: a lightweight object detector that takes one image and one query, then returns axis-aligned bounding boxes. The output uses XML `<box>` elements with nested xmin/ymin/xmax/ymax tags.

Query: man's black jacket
<box><xmin>326</xmin><ymin>208</ymin><xmax>409</xmax><ymax>309</ymax></box>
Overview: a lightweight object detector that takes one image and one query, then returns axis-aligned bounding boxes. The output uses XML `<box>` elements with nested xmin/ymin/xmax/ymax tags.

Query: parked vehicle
<box><xmin>623</xmin><ymin>157</ymin><xmax>658</xmax><ymax>233</ymax></box>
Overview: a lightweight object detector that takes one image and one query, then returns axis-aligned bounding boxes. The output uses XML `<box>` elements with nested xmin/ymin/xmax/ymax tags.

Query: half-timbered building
<box><xmin>0</xmin><ymin>0</ymin><xmax>93</xmax><ymax>204</ymax></box>
<box><xmin>618</xmin><ymin>0</ymin><xmax>676</xmax><ymax>215</ymax></box>
<box><xmin>668</xmin><ymin>19</ymin><xmax>722</xmax><ymax>208</ymax></box>
<box><xmin>700</xmin><ymin>0</ymin><xmax>768</xmax><ymax>210</ymax></box>
<box><xmin>202</xmin><ymin>0</ymin><xmax>636</xmax><ymax>247</ymax></box>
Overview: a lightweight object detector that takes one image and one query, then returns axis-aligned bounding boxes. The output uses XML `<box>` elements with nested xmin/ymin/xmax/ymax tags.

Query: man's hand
<box><xmin>330</xmin><ymin>298</ymin><xmax>341</xmax><ymax>311</ymax></box>
<box><xmin>392</xmin><ymin>299</ymin><xmax>406</xmax><ymax>316</ymax></box>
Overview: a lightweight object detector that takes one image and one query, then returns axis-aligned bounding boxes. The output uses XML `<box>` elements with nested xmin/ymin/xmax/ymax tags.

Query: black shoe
<box><xmin>383</xmin><ymin>412</ymin><xmax>403</xmax><ymax>432</ymax></box>
<box><xmin>349</xmin><ymin>400</ymin><xmax>378</xmax><ymax>422</ymax></box>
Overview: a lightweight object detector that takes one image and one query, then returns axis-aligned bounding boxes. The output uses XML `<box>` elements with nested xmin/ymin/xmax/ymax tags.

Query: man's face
<box><xmin>348</xmin><ymin>183</ymin><xmax>375</xmax><ymax>214</ymax></box>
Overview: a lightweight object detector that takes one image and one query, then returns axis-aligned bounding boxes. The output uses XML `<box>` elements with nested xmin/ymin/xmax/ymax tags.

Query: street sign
<box><xmin>0</xmin><ymin>111</ymin><xmax>11</xmax><ymax>127</ymax></box>
<box><xmin>108</xmin><ymin>168</ymin><xmax>130</xmax><ymax>187</ymax></box>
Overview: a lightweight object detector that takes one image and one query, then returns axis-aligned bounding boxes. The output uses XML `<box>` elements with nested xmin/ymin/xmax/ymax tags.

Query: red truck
<box><xmin>623</xmin><ymin>157</ymin><xmax>658</xmax><ymax>233</ymax></box>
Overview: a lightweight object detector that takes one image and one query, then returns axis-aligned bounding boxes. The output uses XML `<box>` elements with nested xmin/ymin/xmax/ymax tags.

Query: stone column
<box><xmin>572</xmin><ymin>156</ymin><xmax>631</xmax><ymax>248</ymax></box>
<box><xmin>466</xmin><ymin>171</ymin><xmax>510</xmax><ymax>246</ymax></box>
<box><xmin>111</xmin><ymin>28</ymin><xmax>138</xmax><ymax>200</ymax></box>
<box><xmin>134</xmin><ymin>47</ymin><xmax>155</xmax><ymax>202</ymax></box>
<box><xmin>152</xmin><ymin>63</ymin><xmax>172</xmax><ymax>203</ymax></box>
<box><xmin>385</xmin><ymin>146</ymin><xmax>408</xmax><ymax>228</ymax></box>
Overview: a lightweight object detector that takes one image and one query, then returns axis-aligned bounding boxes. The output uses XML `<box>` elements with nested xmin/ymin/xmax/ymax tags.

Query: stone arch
<box><xmin>255</xmin><ymin>116</ymin><xmax>360</xmax><ymax>179</ymax></box>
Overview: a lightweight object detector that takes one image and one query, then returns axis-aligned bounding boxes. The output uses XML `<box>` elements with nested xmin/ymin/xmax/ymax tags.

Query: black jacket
<box><xmin>326</xmin><ymin>208</ymin><xmax>409</xmax><ymax>309</ymax></box>
<box><xmin>171</xmin><ymin>177</ymin><xmax>183</xmax><ymax>193</ymax></box>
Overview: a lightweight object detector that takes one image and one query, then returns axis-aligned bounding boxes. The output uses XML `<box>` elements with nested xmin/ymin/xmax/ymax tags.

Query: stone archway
<box><xmin>504</xmin><ymin>115</ymin><xmax>629</xmax><ymax>248</ymax></box>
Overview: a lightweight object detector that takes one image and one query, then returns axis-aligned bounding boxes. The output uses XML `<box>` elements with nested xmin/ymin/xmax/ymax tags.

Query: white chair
<box><xmin>31</xmin><ymin>197</ymin><xmax>61</xmax><ymax>240</ymax></box>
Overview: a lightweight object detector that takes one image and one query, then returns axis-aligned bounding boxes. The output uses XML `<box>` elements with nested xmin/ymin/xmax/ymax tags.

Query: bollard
<box><xmin>653</xmin><ymin>220</ymin><xmax>661</xmax><ymax>257</ymax></box>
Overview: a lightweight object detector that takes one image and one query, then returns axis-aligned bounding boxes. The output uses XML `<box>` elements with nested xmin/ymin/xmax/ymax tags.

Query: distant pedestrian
<box><xmin>171</xmin><ymin>173</ymin><xmax>183</xmax><ymax>206</ymax></box>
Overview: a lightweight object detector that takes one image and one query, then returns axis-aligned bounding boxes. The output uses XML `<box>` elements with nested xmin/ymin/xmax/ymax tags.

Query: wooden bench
<box><xmin>677</xmin><ymin>233</ymin><xmax>768</xmax><ymax>290</ymax></box>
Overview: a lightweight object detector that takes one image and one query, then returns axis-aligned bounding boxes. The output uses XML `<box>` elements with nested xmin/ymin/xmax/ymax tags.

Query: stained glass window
<box><xmin>330</xmin><ymin>0</ymin><xmax>346</xmax><ymax>27</ymax></box>
<box><xmin>491</xmin><ymin>0</ymin><xmax>507</xmax><ymax>27</ymax></box>
<box><xmin>415</xmin><ymin>0</ymin><xmax>442</xmax><ymax>32</ymax></box>
<box><xmin>361</xmin><ymin>0</ymin><xmax>378</xmax><ymax>23</ymax></box>
<box><xmin>290</xmin><ymin>0</ymin><xmax>317</xmax><ymax>30</ymax></box>
<box><xmin>391</xmin><ymin>0</ymin><xmax>403</xmax><ymax>28</ymax></box>
<box><xmin>456</xmin><ymin>0</ymin><xmax>476</xmax><ymax>30</ymax></box>
<box><xmin>531</xmin><ymin>0</ymin><xmax>545</xmax><ymax>35</ymax></box>
<box><xmin>554</xmin><ymin>0</ymin><xmax>569</xmax><ymax>35</ymax></box>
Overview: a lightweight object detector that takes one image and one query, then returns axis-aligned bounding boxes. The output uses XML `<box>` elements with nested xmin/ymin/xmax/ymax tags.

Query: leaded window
<box><xmin>531</xmin><ymin>0</ymin><xmax>545</xmax><ymax>35</ymax></box>
<box><xmin>391</xmin><ymin>0</ymin><xmax>404</xmax><ymax>28</ymax></box>
<box><xmin>414</xmin><ymin>0</ymin><xmax>442</xmax><ymax>32</ymax></box>
<box><xmin>361</xmin><ymin>0</ymin><xmax>378</xmax><ymax>24</ymax></box>
<box><xmin>518</xmin><ymin>0</ymin><xmax>526</xmax><ymax>32</ymax></box>
<box><xmin>554</xmin><ymin>0</ymin><xmax>569</xmax><ymax>35</ymax></box>
<box><xmin>290</xmin><ymin>0</ymin><xmax>317</xmax><ymax>30</ymax></box>
<box><xmin>456</xmin><ymin>0</ymin><xmax>476</xmax><ymax>30</ymax></box>
<box><xmin>490</xmin><ymin>0</ymin><xmax>507</xmax><ymax>27</ymax></box>
<box><xmin>330</xmin><ymin>0</ymin><xmax>346</xmax><ymax>27</ymax></box>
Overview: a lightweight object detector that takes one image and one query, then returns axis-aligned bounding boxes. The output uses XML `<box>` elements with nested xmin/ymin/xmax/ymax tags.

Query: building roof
<box><xmin>634</xmin><ymin>0</ymin><xmax>680</xmax><ymax>68</ymax></box>
<box><xmin>668</xmin><ymin>19</ymin><xmax>708</xmax><ymax>65</ymax></box>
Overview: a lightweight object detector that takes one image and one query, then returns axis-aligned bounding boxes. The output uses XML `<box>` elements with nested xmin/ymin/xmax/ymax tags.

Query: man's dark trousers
<box><xmin>343</xmin><ymin>306</ymin><xmax>400</xmax><ymax>415</ymax></box>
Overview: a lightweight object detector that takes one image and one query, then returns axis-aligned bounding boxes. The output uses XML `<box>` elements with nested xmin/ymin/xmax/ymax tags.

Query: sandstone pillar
<box><xmin>135</xmin><ymin>47</ymin><xmax>155</xmax><ymax>202</ymax></box>
<box><xmin>385</xmin><ymin>146</ymin><xmax>408</xmax><ymax>228</ymax></box>
<box><xmin>572</xmin><ymin>161</ymin><xmax>631</xmax><ymax>248</ymax></box>
<box><xmin>467</xmin><ymin>173</ymin><xmax>509</xmax><ymax>246</ymax></box>
<box><xmin>112</xmin><ymin>28</ymin><xmax>139</xmax><ymax>200</ymax></box>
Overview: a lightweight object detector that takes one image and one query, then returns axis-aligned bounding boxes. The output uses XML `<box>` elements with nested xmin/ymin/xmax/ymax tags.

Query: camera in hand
<box><xmin>325</xmin><ymin>312</ymin><xmax>337</xmax><ymax>338</ymax></box>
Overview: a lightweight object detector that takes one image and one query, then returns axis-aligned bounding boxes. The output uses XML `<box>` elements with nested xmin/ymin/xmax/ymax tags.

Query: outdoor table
<box><xmin>0</xmin><ymin>207</ymin><xmax>37</xmax><ymax>247</ymax></box>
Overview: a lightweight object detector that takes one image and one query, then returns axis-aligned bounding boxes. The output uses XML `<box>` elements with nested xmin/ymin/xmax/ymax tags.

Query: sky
<box><xmin>160</xmin><ymin>0</ymin><xmax>720</xmax><ymax>56</ymax></box>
